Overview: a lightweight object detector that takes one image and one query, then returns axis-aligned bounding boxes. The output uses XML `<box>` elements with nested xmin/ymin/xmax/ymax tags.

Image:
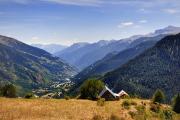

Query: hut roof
<box><xmin>118</xmin><ymin>90</ymin><xmax>128</xmax><ymax>96</ymax></box>
<box><xmin>99</xmin><ymin>86</ymin><xmax>119</xmax><ymax>97</ymax></box>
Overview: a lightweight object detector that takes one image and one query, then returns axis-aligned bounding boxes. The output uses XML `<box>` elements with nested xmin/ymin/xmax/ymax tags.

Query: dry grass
<box><xmin>0</xmin><ymin>98</ymin><xmax>133</xmax><ymax>120</ymax></box>
<box><xmin>0</xmin><ymin>98</ymin><xmax>180</xmax><ymax>120</ymax></box>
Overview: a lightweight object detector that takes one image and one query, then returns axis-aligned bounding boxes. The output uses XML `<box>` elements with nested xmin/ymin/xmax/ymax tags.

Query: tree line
<box><xmin>0</xmin><ymin>81</ymin><xmax>180</xmax><ymax>114</ymax></box>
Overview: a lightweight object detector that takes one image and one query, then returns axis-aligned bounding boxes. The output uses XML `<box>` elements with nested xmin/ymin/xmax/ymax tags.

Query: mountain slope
<box><xmin>56</xmin><ymin>40</ymin><xmax>131</xmax><ymax>70</ymax></box>
<box><xmin>74</xmin><ymin>40</ymin><xmax>130</xmax><ymax>69</ymax></box>
<box><xmin>32</xmin><ymin>44</ymin><xmax>67</xmax><ymax>54</ymax></box>
<box><xmin>55</xmin><ymin>42</ymin><xmax>90</xmax><ymax>68</ymax></box>
<box><xmin>0</xmin><ymin>35</ymin><xmax>77</xmax><ymax>94</ymax></box>
<box><xmin>73</xmin><ymin>35</ymin><xmax>165</xmax><ymax>83</ymax></box>
<box><xmin>103</xmin><ymin>33</ymin><xmax>180</xmax><ymax>101</ymax></box>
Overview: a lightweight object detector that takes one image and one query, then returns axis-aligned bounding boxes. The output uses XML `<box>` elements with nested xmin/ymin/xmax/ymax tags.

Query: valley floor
<box><xmin>0</xmin><ymin>98</ymin><xmax>179</xmax><ymax>120</ymax></box>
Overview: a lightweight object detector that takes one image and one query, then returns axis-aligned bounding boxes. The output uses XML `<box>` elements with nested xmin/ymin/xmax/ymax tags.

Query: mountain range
<box><xmin>0</xmin><ymin>35</ymin><xmax>77</xmax><ymax>95</ymax></box>
<box><xmin>73</xmin><ymin>35</ymin><xmax>165</xmax><ymax>83</ymax></box>
<box><xmin>1</xmin><ymin>26</ymin><xmax>180</xmax><ymax>98</ymax></box>
<box><xmin>32</xmin><ymin>44</ymin><xmax>67</xmax><ymax>54</ymax></box>
<box><xmin>70</xmin><ymin>26</ymin><xmax>180</xmax><ymax>100</ymax></box>
<box><xmin>55</xmin><ymin>26</ymin><xmax>180</xmax><ymax>70</ymax></box>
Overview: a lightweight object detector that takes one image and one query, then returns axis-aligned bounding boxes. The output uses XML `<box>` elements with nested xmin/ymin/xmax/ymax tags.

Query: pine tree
<box><xmin>172</xmin><ymin>93</ymin><xmax>180</xmax><ymax>113</ymax></box>
<box><xmin>152</xmin><ymin>89</ymin><xmax>165</xmax><ymax>103</ymax></box>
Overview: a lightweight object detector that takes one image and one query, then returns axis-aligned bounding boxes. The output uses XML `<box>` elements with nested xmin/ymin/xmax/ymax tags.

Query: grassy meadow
<box><xmin>0</xmin><ymin>97</ymin><xmax>180</xmax><ymax>120</ymax></box>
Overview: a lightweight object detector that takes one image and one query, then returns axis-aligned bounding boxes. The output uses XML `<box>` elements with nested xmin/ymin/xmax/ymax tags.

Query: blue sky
<box><xmin>0</xmin><ymin>0</ymin><xmax>180</xmax><ymax>45</ymax></box>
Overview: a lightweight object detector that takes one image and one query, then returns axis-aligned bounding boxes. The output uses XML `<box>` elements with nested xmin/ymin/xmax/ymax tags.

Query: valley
<box><xmin>1</xmin><ymin>1</ymin><xmax>180</xmax><ymax>120</ymax></box>
<box><xmin>1</xmin><ymin>26</ymin><xmax>180</xmax><ymax>99</ymax></box>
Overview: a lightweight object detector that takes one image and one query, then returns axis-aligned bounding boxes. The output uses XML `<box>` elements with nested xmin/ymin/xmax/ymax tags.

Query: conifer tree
<box><xmin>172</xmin><ymin>93</ymin><xmax>180</xmax><ymax>113</ymax></box>
<box><xmin>152</xmin><ymin>89</ymin><xmax>165</xmax><ymax>103</ymax></box>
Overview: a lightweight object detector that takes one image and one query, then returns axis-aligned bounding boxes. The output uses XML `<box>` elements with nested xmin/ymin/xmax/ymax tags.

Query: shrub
<box><xmin>172</xmin><ymin>93</ymin><xmax>180</xmax><ymax>113</ymax></box>
<box><xmin>97</xmin><ymin>98</ymin><xmax>105</xmax><ymax>106</ymax></box>
<box><xmin>92</xmin><ymin>114</ymin><xmax>103</xmax><ymax>120</ymax></box>
<box><xmin>130</xmin><ymin>101</ymin><xmax>137</xmax><ymax>106</ymax></box>
<box><xmin>80</xmin><ymin>79</ymin><xmax>104</xmax><ymax>100</ymax></box>
<box><xmin>122</xmin><ymin>100</ymin><xmax>130</xmax><ymax>109</ymax></box>
<box><xmin>24</xmin><ymin>93</ymin><xmax>35</xmax><ymax>99</ymax></box>
<box><xmin>141</xmin><ymin>101</ymin><xmax>146</xmax><ymax>106</ymax></box>
<box><xmin>64</xmin><ymin>95</ymin><xmax>70</xmax><ymax>100</ymax></box>
<box><xmin>162</xmin><ymin>109</ymin><xmax>173</xmax><ymax>120</ymax></box>
<box><xmin>128</xmin><ymin>111</ymin><xmax>137</xmax><ymax>119</ymax></box>
<box><xmin>1</xmin><ymin>84</ymin><xmax>16</xmax><ymax>98</ymax></box>
<box><xmin>150</xmin><ymin>103</ymin><xmax>160</xmax><ymax>113</ymax></box>
<box><xmin>135</xmin><ymin>105</ymin><xmax>146</xmax><ymax>113</ymax></box>
<box><xmin>109</xmin><ymin>114</ymin><xmax>124</xmax><ymax>120</ymax></box>
<box><xmin>152</xmin><ymin>89</ymin><xmax>165</xmax><ymax>104</ymax></box>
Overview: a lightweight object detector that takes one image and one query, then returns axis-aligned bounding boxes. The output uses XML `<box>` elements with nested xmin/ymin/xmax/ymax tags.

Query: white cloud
<box><xmin>0</xmin><ymin>0</ymin><xmax>103</xmax><ymax>6</ymax></box>
<box><xmin>139</xmin><ymin>20</ymin><xmax>147</xmax><ymax>23</ymax></box>
<box><xmin>133</xmin><ymin>25</ymin><xmax>141</xmax><ymax>28</ymax></box>
<box><xmin>139</xmin><ymin>8</ymin><xmax>149</xmax><ymax>13</ymax></box>
<box><xmin>118</xmin><ymin>20</ymin><xmax>146</xmax><ymax>28</ymax></box>
<box><xmin>1</xmin><ymin>0</ymin><xmax>180</xmax><ymax>8</ymax></box>
<box><xmin>118</xmin><ymin>22</ymin><xmax>134</xmax><ymax>28</ymax></box>
<box><xmin>41</xmin><ymin>0</ymin><xmax>103</xmax><ymax>6</ymax></box>
<box><xmin>0</xmin><ymin>0</ymin><xmax>29</xmax><ymax>4</ymax></box>
<box><xmin>31</xmin><ymin>36</ymin><xmax>40</xmax><ymax>40</ymax></box>
<box><xmin>163</xmin><ymin>8</ymin><xmax>180</xmax><ymax>14</ymax></box>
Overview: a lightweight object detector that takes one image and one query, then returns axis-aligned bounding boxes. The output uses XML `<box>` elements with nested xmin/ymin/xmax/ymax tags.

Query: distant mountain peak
<box><xmin>96</xmin><ymin>40</ymin><xmax>112</xmax><ymax>46</ymax></box>
<box><xmin>32</xmin><ymin>44</ymin><xmax>67</xmax><ymax>54</ymax></box>
<box><xmin>154</xmin><ymin>25</ymin><xmax>180</xmax><ymax>35</ymax></box>
<box><xmin>165</xmin><ymin>25</ymin><xmax>178</xmax><ymax>29</ymax></box>
<box><xmin>71</xmin><ymin>42</ymin><xmax>89</xmax><ymax>47</ymax></box>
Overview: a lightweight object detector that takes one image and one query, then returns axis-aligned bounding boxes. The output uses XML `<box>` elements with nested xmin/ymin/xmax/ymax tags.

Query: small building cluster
<box><xmin>99</xmin><ymin>85</ymin><xmax>128</xmax><ymax>100</ymax></box>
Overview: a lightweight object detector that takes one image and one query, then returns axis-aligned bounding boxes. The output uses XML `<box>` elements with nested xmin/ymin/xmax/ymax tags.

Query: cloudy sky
<box><xmin>0</xmin><ymin>0</ymin><xmax>180</xmax><ymax>45</ymax></box>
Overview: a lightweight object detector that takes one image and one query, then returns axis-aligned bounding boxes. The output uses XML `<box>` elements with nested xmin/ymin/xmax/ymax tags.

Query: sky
<box><xmin>0</xmin><ymin>0</ymin><xmax>180</xmax><ymax>46</ymax></box>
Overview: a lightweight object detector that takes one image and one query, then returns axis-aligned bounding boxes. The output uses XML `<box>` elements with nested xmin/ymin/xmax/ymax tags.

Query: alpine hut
<box><xmin>99</xmin><ymin>85</ymin><xmax>128</xmax><ymax>100</ymax></box>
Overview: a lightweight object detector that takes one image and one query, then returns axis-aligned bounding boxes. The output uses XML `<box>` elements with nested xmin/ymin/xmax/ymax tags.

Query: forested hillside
<box><xmin>73</xmin><ymin>35</ymin><xmax>165</xmax><ymax>84</ymax></box>
<box><xmin>103</xmin><ymin>33</ymin><xmax>180</xmax><ymax>101</ymax></box>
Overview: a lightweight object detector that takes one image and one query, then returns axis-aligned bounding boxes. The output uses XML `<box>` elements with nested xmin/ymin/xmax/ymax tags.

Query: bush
<box><xmin>0</xmin><ymin>85</ymin><xmax>2</xmax><ymax>97</ymax></box>
<box><xmin>135</xmin><ymin>105</ymin><xmax>146</xmax><ymax>113</ymax></box>
<box><xmin>172</xmin><ymin>93</ymin><xmax>180</xmax><ymax>113</ymax></box>
<box><xmin>130</xmin><ymin>101</ymin><xmax>137</xmax><ymax>106</ymax></box>
<box><xmin>92</xmin><ymin>115</ymin><xmax>103</xmax><ymax>120</ymax></box>
<box><xmin>64</xmin><ymin>95</ymin><xmax>70</xmax><ymax>100</ymax></box>
<box><xmin>24</xmin><ymin>93</ymin><xmax>35</xmax><ymax>99</ymax></box>
<box><xmin>122</xmin><ymin>100</ymin><xmax>130</xmax><ymax>109</ymax></box>
<box><xmin>80</xmin><ymin>79</ymin><xmax>104</xmax><ymax>100</ymax></box>
<box><xmin>97</xmin><ymin>98</ymin><xmax>105</xmax><ymax>106</ymax></box>
<box><xmin>152</xmin><ymin>89</ymin><xmax>165</xmax><ymax>104</ymax></box>
<box><xmin>150</xmin><ymin>103</ymin><xmax>160</xmax><ymax>113</ymax></box>
<box><xmin>1</xmin><ymin>84</ymin><xmax>16</xmax><ymax>98</ymax></box>
<box><xmin>109</xmin><ymin>114</ymin><xmax>124</xmax><ymax>120</ymax></box>
<box><xmin>161</xmin><ymin>109</ymin><xmax>173</xmax><ymax>120</ymax></box>
<box><xmin>128</xmin><ymin>111</ymin><xmax>137</xmax><ymax>119</ymax></box>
